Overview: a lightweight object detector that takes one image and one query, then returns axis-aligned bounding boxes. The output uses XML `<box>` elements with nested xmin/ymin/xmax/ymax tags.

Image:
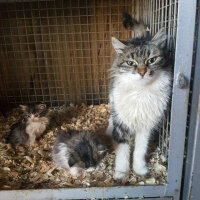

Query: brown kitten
<box><xmin>46</xmin><ymin>105</ymin><xmax>71</xmax><ymax>128</ymax></box>
<box><xmin>6</xmin><ymin>103</ymin><xmax>49</xmax><ymax>146</ymax></box>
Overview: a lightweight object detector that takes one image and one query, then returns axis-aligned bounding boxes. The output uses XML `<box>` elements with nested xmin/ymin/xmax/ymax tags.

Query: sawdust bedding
<box><xmin>0</xmin><ymin>104</ymin><xmax>167</xmax><ymax>190</ymax></box>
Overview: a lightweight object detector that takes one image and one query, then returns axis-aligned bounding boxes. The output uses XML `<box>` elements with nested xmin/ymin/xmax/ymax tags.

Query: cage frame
<box><xmin>0</xmin><ymin>0</ymin><xmax>197</xmax><ymax>199</ymax></box>
<box><xmin>182</xmin><ymin>3</ymin><xmax>200</xmax><ymax>199</ymax></box>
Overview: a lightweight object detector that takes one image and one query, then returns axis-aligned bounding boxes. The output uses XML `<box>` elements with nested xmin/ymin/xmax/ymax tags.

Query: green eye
<box><xmin>148</xmin><ymin>57</ymin><xmax>156</xmax><ymax>64</ymax></box>
<box><xmin>126</xmin><ymin>61</ymin><xmax>136</xmax><ymax>66</ymax></box>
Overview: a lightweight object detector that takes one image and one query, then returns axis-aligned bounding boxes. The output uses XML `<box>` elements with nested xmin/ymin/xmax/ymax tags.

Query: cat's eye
<box><xmin>147</xmin><ymin>57</ymin><xmax>157</xmax><ymax>64</ymax></box>
<box><xmin>126</xmin><ymin>61</ymin><xmax>136</xmax><ymax>66</ymax></box>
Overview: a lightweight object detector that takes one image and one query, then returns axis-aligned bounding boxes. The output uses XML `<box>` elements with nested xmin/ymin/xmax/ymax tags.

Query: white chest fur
<box><xmin>26</xmin><ymin>117</ymin><xmax>49</xmax><ymax>138</ymax></box>
<box><xmin>112</xmin><ymin>71</ymin><xmax>171</xmax><ymax>132</ymax></box>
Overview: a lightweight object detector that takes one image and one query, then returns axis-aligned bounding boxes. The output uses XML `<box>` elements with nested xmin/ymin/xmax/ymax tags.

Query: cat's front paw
<box><xmin>133</xmin><ymin>162</ymin><xmax>148</xmax><ymax>176</ymax></box>
<box><xmin>114</xmin><ymin>170</ymin><xmax>129</xmax><ymax>181</ymax></box>
<box><xmin>85</xmin><ymin>167</ymin><xmax>95</xmax><ymax>172</ymax></box>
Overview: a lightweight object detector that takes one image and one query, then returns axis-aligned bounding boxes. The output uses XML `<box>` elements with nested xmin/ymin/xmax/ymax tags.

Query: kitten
<box><xmin>107</xmin><ymin>13</ymin><xmax>171</xmax><ymax>180</ymax></box>
<box><xmin>47</xmin><ymin>105</ymin><xmax>72</xmax><ymax>128</ymax></box>
<box><xmin>122</xmin><ymin>12</ymin><xmax>150</xmax><ymax>38</ymax></box>
<box><xmin>52</xmin><ymin>129</ymin><xmax>113</xmax><ymax>177</ymax></box>
<box><xmin>6</xmin><ymin>103</ymin><xmax>49</xmax><ymax>146</ymax></box>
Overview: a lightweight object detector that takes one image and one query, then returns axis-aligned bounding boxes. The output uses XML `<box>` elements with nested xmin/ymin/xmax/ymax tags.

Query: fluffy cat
<box><xmin>107</xmin><ymin>13</ymin><xmax>171</xmax><ymax>180</ymax></box>
<box><xmin>6</xmin><ymin>103</ymin><xmax>49</xmax><ymax>146</ymax></box>
<box><xmin>52</xmin><ymin>129</ymin><xmax>113</xmax><ymax>177</ymax></box>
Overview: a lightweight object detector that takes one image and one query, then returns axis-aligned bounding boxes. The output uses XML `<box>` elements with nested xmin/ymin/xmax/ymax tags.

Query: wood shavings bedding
<box><xmin>0</xmin><ymin>104</ymin><xmax>167</xmax><ymax>190</ymax></box>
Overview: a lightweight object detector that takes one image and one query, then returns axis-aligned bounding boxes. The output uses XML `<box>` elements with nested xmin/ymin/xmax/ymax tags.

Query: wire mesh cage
<box><xmin>0</xmin><ymin>0</ymin><xmax>133</xmax><ymax>107</ymax></box>
<box><xmin>0</xmin><ymin>0</ymin><xmax>198</xmax><ymax>199</ymax></box>
<box><xmin>0</xmin><ymin>0</ymin><xmax>177</xmax><ymax>161</ymax></box>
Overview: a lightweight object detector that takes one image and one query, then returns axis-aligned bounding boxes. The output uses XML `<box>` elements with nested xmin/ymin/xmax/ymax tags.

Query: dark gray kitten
<box><xmin>107</xmin><ymin>13</ymin><xmax>171</xmax><ymax>179</ymax></box>
<box><xmin>122</xmin><ymin>12</ymin><xmax>150</xmax><ymax>38</ymax></box>
<box><xmin>6</xmin><ymin>103</ymin><xmax>49</xmax><ymax>146</ymax></box>
<box><xmin>52</xmin><ymin>130</ymin><xmax>113</xmax><ymax>177</ymax></box>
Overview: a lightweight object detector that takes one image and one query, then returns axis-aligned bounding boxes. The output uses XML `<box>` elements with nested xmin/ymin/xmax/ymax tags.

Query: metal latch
<box><xmin>177</xmin><ymin>73</ymin><xmax>188</xmax><ymax>89</ymax></box>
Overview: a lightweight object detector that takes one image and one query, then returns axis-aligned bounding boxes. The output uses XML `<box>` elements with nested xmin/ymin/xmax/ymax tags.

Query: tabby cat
<box><xmin>107</xmin><ymin>13</ymin><xmax>171</xmax><ymax>180</ymax></box>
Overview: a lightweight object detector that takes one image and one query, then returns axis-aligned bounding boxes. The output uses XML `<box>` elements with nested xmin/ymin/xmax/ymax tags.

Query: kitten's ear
<box><xmin>19</xmin><ymin>105</ymin><xmax>28</xmax><ymax>112</ymax></box>
<box><xmin>151</xmin><ymin>28</ymin><xmax>167</xmax><ymax>48</ymax></box>
<box><xmin>97</xmin><ymin>144</ymin><xmax>105</xmax><ymax>151</ymax></box>
<box><xmin>111</xmin><ymin>37</ymin><xmax>127</xmax><ymax>54</ymax></box>
<box><xmin>93</xmin><ymin>136</ymin><xmax>105</xmax><ymax>151</ymax></box>
<box><xmin>36</xmin><ymin>103</ymin><xmax>46</xmax><ymax>110</ymax></box>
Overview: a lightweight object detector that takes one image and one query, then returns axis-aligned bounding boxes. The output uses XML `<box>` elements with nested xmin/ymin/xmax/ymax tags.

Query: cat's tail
<box><xmin>122</xmin><ymin>13</ymin><xmax>149</xmax><ymax>38</ymax></box>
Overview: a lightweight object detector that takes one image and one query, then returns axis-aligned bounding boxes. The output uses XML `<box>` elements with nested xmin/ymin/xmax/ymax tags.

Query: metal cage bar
<box><xmin>0</xmin><ymin>185</ymin><xmax>169</xmax><ymax>200</ymax></box>
<box><xmin>182</xmin><ymin>1</ymin><xmax>200</xmax><ymax>199</ymax></box>
<box><xmin>166</xmin><ymin>0</ymin><xmax>197</xmax><ymax>199</ymax></box>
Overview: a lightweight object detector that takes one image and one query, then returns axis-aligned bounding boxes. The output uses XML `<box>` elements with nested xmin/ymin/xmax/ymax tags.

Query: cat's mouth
<box><xmin>135</xmin><ymin>70</ymin><xmax>154</xmax><ymax>79</ymax></box>
<box><xmin>30</xmin><ymin>118</ymin><xmax>39</xmax><ymax>122</ymax></box>
<box><xmin>138</xmin><ymin>75</ymin><xmax>151</xmax><ymax>80</ymax></box>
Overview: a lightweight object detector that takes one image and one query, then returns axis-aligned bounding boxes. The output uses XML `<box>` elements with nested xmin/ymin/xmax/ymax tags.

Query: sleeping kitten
<box><xmin>107</xmin><ymin>13</ymin><xmax>171</xmax><ymax>180</ymax></box>
<box><xmin>52</xmin><ymin>130</ymin><xmax>113</xmax><ymax>177</ymax></box>
<box><xmin>6</xmin><ymin>103</ymin><xmax>49</xmax><ymax>146</ymax></box>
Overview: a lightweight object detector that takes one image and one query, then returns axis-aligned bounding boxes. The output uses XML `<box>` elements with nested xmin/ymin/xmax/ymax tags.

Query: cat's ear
<box><xmin>111</xmin><ymin>37</ymin><xmax>127</xmax><ymax>54</ymax></box>
<box><xmin>151</xmin><ymin>28</ymin><xmax>167</xmax><ymax>48</ymax></box>
<box><xmin>36</xmin><ymin>103</ymin><xmax>46</xmax><ymax>110</ymax></box>
<box><xmin>19</xmin><ymin>105</ymin><xmax>28</xmax><ymax>112</ymax></box>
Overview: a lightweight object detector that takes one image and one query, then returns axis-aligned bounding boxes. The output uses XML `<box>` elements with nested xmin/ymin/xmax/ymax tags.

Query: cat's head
<box><xmin>75</xmin><ymin>141</ymin><xmax>100</xmax><ymax>168</ymax></box>
<box><xmin>19</xmin><ymin>103</ymin><xmax>48</xmax><ymax>122</ymax></box>
<box><xmin>111</xmin><ymin>28</ymin><xmax>169</xmax><ymax>83</ymax></box>
<box><xmin>74</xmin><ymin>136</ymin><xmax>105</xmax><ymax>169</ymax></box>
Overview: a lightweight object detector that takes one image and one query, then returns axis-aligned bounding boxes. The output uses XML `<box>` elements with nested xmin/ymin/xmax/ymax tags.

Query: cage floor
<box><xmin>0</xmin><ymin>104</ymin><xmax>167</xmax><ymax>190</ymax></box>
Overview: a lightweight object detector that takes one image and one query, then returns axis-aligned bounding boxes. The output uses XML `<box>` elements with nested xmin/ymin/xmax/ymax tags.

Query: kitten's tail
<box><xmin>122</xmin><ymin>13</ymin><xmax>149</xmax><ymax>38</ymax></box>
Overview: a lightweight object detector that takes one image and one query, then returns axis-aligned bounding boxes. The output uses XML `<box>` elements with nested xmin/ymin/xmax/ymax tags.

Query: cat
<box><xmin>106</xmin><ymin>13</ymin><xmax>171</xmax><ymax>180</ymax></box>
<box><xmin>52</xmin><ymin>129</ymin><xmax>113</xmax><ymax>177</ymax></box>
<box><xmin>6</xmin><ymin>103</ymin><xmax>49</xmax><ymax>146</ymax></box>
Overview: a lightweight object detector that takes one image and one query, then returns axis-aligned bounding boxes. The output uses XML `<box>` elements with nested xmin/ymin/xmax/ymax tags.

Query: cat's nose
<box><xmin>137</xmin><ymin>66</ymin><xmax>147</xmax><ymax>77</ymax></box>
<box><xmin>139</xmin><ymin>71</ymin><xmax>146</xmax><ymax>77</ymax></box>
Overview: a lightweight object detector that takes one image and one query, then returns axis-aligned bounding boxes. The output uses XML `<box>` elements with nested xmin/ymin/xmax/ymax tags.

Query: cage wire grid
<box><xmin>0</xmin><ymin>0</ymin><xmax>132</xmax><ymax>107</ymax></box>
<box><xmin>0</xmin><ymin>0</ymin><xmax>179</xmax><ymax>168</ymax></box>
